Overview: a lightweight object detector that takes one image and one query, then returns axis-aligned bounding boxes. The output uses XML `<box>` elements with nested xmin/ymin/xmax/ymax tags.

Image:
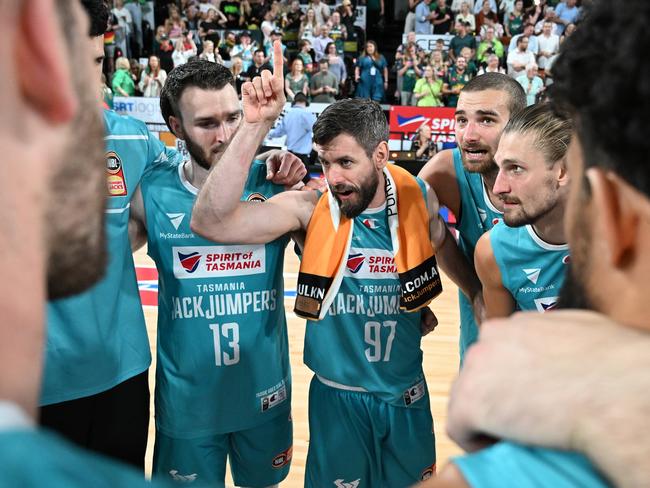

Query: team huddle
<box><xmin>22</xmin><ymin>0</ymin><xmax>647</xmax><ymax>487</ymax></box>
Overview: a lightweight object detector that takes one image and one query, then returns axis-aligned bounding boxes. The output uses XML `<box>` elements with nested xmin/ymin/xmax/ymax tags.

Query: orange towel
<box><xmin>294</xmin><ymin>164</ymin><xmax>442</xmax><ymax>320</ymax></box>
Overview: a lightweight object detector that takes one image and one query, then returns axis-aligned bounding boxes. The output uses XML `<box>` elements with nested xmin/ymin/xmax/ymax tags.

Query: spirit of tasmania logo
<box><xmin>344</xmin><ymin>248</ymin><xmax>397</xmax><ymax>280</ymax></box>
<box><xmin>172</xmin><ymin>245</ymin><xmax>266</xmax><ymax>279</ymax></box>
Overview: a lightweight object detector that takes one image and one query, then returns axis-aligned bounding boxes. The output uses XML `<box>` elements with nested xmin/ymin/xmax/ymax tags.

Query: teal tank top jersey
<box><xmin>41</xmin><ymin>110</ymin><xmax>183</xmax><ymax>405</ymax></box>
<box><xmin>489</xmin><ymin>222</ymin><xmax>569</xmax><ymax>312</ymax></box>
<box><xmin>304</xmin><ymin>177</ymin><xmax>431</xmax><ymax>409</ymax></box>
<box><xmin>454</xmin><ymin>442</ymin><xmax>609</xmax><ymax>488</ymax></box>
<box><xmin>452</xmin><ymin>148</ymin><xmax>502</xmax><ymax>359</ymax></box>
<box><xmin>141</xmin><ymin>160</ymin><xmax>291</xmax><ymax>438</ymax></box>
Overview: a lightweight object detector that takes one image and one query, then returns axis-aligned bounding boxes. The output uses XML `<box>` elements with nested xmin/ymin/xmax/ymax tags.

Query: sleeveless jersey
<box><xmin>141</xmin><ymin>160</ymin><xmax>291</xmax><ymax>437</ymax></box>
<box><xmin>41</xmin><ymin>110</ymin><xmax>183</xmax><ymax>405</ymax></box>
<box><xmin>454</xmin><ymin>442</ymin><xmax>609</xmax><ymax>488</ymax></box>
<box><xmin>452</xmin><ymin>148</ymin><xmax>502</xmax><ymax>359</ymax></box>
<box><xmin>304</xmin><ymin>178</ymin><xmax>431</xmax><ymax>409</ymax></box>
<box><xmin>489</xmin><ymin>222</ymin><xmax>569</xmax><ymax>312</ymax></box>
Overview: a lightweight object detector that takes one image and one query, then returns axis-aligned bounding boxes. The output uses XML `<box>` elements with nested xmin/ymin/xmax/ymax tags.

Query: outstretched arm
<box><xmin>474</xmin><ymin>232</ymin><xmax>515</xmax><ymax>319</ymax></box>
<box><xmin>191</xmin><ymin>41</ymin><xmax>316</xmax><ymax>244</ymax></box>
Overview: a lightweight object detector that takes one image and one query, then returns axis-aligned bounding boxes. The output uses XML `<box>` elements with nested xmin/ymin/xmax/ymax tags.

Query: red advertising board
<box><xmin>389</xmin><ymin>106</ymin><xmax>457</xmax><ymax>143</ymax></box>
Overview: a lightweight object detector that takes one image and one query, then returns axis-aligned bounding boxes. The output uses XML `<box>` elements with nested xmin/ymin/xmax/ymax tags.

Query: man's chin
<box><xmin>461</xmin><ymin>154</ymin><xmax>495</xmax><ymax>174</ymax></box>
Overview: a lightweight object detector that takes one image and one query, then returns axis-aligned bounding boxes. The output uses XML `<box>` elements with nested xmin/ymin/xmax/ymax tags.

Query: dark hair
<box><xmin>325</xmin><ymin>41</ymin><xmax>337</xmax><ymax>54</ymax></box>
<box><xmin>80</xmin><ymin>0</ymin><xmax>110</xmax><ymax>37</ymax></box>
<box><xmin>516</xmin><ymin>35</ymin><xmax>529</xmax><ymax>46</ymax></box>
<box><xmin>313</xmin><ymin>99</ymin><xmax>388</xmax><ymax>158</ymax></box>
<box><xmin>550</xmin><ymin>0</ymin><xmax>650</xmax><ymax>197</ymax></box>
<box><xmin>462</xmin><ymin>72</ymin><xmax>527</xmax><ymax>116</ymax></box>
<box><xmin>254</xmin><ymin>48</ymin><xmax>266</xmax><ymax>56</ymax></box>
<box><xmin>160</xmin><ymin>60</ymin><xmax>235</xmax><ymax>131</ymax></box>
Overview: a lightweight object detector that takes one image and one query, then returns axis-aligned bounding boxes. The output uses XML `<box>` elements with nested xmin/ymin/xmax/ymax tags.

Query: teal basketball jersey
<box><xmin>304</xmin><ymin>177</ymin><xmax>431</xmax><ymax>409</ymax></box>
<box><xmin>41</xmin><ymin>110</ymin><xmax>183</xmax><ymax>405</ymax></box>
<box><xmin>489</xmin><ymin>222</ymin><xmax>569</xmax><ymax>312</ymax></box>
<box><xmin>452</xmin><ymin>148</ymin><xmax>502</xmax><ymax>359</ymax></box>
<box><xmin>453</xmin><ymin>442</ymin><xmax>609</xmax><ymax>488</ymax></box>
<box><xmin>141</xmin><ymin>160</ymin><xmax>291</xmax><ymax>438</ymax></box>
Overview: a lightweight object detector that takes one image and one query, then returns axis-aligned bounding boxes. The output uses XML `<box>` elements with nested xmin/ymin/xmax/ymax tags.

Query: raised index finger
<box><xmin>272</xmin><ymin>39</ymin><xmax>284</xmax><ymax>82</ymax></box>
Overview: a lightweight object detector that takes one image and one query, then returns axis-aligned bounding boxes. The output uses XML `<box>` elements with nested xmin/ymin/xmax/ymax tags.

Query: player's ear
<box><xmin>374</xmin><ymin>141</ymin><xmax>389</xmax><ymax>170</ymax></box>
<box><xmin>556</xmin><ymin>157</ymin><xmax>569</xmax><ymax>187</ymax></box>
<box><xmin>169</xmin><ymin>116</ymin><xmax>185</xmax><ymax>140</ymax></box>
<box><xmin>16</xmin><ymin>0</ymin><xmax>78</xmax><ymax>124</ymax></box>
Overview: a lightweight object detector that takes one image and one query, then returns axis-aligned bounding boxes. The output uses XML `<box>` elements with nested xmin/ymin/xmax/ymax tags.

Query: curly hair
<box><xmin>550</xmin><ymin>0</ymin><xmax>650</xmax><ymax>196</ymax></box>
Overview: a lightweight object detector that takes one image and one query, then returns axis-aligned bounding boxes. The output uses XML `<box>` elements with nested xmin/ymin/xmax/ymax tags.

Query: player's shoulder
<box><xmin>103</xmin><ymin>109</ymin><xmax>150</xmax><ymax>138</ymax></box>
<box><xmin>418</xmin><ymin>148</ymin><xmax>457</xmax><ymax>181</ymax></box>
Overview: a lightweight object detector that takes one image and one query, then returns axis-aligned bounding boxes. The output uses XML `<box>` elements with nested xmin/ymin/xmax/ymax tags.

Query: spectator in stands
<box><xmin>354</xmin><ymin>40</ymin><xmax>388</xmax><ymax>102</ymax></box>
<box><xmin>313</xmin><ymin>24</ymin><xmax>334</xmax><ymax>61</ymax></box>
<box><xmin>198</xmin><ymin>0</ymin><xmax>216</xmax><ymax>19</ymax></box>
<box><xmin>328</xmin><ymin>11</ymin><xmax>348</xmax><ymax>43</ymax></box>
<box><xmin>231</xmin><ymin>31</ymin><xmax>256</xmax><ymax>70</ymax></box>
<box><xmin>311</xmin><ymin>0</ymin><xmax>331</xmax><ymax>25</ymax></box>
<box><xmin>297</xmin><ymin>39</ymin><xmax>315</xmax><ymax>74</ymax></box>
<box><xmin>414</xmin><ymin>65</ymin><xmax>444</xmax><ymax>107</ymax></box>
<box><xmin>554</xmin><ymin>0</ymin><xmax>580</xmax><ymax>34</ymax></box>
<box><xmin>456</xmin><ymin>2</ymin><xmax>476</xmax><ymax>32</ymax></box>
<box><xmin>112</xmin><ymin>56</ymin><xmax>136</xmax><ymax>96</ymax></box>
<box><xmin>415</xmin><ymin>0</ymin><xmax>435</xmax><ymax>34</ymax></box>
<box><xmin>102</xmin><ymin>74</ymin><xmax>114</xmax><ymax>109</ymax></box>
<box><xmin>139</xmin><ymin>55</ymin><xmax>167</xmax><ymax>97</ymax></box>
<box><xmin>113</xmin><ymin>0</ymin><xmax>133</xmax><ymax>58</ymax></box>
<box><xmin>460</xmin><ymin>46</ymin><xmax>478</xmax><ymax>76</ymax></box>
<box><xmin>475</xmin><ymin>0</ymin><xmax>497</xmax><ymax>34</ymax></box>
<box><xmin>268</xmin><ymin>92</ymin><xmax>316</xmax><ymax>166</ymax></box>
<box><xmin>433</xmin><ymin>0</ymin><xmax>454</xmax><ymax>34</ymax></box>
<box><xmin>157</xmin><ymin>33</ymin><xmax>175</xmax><ymax>73</ymax></box>
<box><xmin>339</xmin><ymin>0</ymin><xmax>357</xmax><ymax>40</ymax></box>
<box><xmin>261</xmin><ymin>7</ymin><xmax>280</xmax><ymax>45</ymax></box>
<box><xmin>219</xmin><ymin>31</ymin><xmax>237</xmax><ymax>61</ymax></box>
<box><xmin>535</xmin><ymin>5</ymin><xmax>560</xmax><ymax>35</ymax></box>
<box><xmin>185</xmin><ymin>6</ymin><xmax>202</xmax><ymax>40</ymax></box>
<box><xmin>516</xmin><ymin>61</ymin><xmax>544</xmax><ymax>105</ymax></box>
<box><xmin>404</xmin><ymin>0</ymin><xmax>421</xmax><ymax>34</ymax></box>
<box><xmin>285</xmin><ymin>0</ymin><xmax>303</xmax><ymax>31</ymax></box>
<box><xmin>413</xmin><ymin>124</ymin><xmax>437</xmax><ymax>160</ymax></box>
<box><xmin>129</xmin><ymin>59</ymin><xmax>143</xmax><ymax>95</ymax></box>
<box><xmin>200</xmin><ymin>8</ymin><xmax>225</xmax><ymax>45</ymax></box>
<box><xmin>172</xmin><ymin>35</ymin><xmax>197</xmax><ymax>67</ymax></box>
<box><xmin>443</xmin><ymin>55</ymin><xmax>472</xmax><ymax>106</ymax></box>
<box><xmin>509</xmin><ymin>22</ymin><xmax>538</xmax><ymax>55</ymax></box>
<box><xmin>230</xmin><ymin>57</ymin><xmax>246</xmax><ymax>95</ymax></box>
<box><xmin>476</xmin><ymin>26</ymin><xmax>504</xmax><ymax>64</ymax></box>
<box><xmin>479</xmin><ymin>13</ymin><xmax>504</xmax><ymax>38</ymax></box>
<box><xmin>310</xmin><ymin>59</ymin><xmax>338</xmax><ymax>102</ymax></box>
<box><xmin>452</xmin><ymin>0</ymin><xmax>474</xmax><ymax>14</ymax></box>
<box><xmin>560</xmin><ymin>21</ymin><xmax>576</xmax><ymax>43</ymax></box>
<box><xmin>220</xmin><ymin>0</ymin><xmax>242</xmax><ymax>28</ymax></box>
<box><xmin>477</xmin><ymin>52</ymin><xmax>505</xmax><ymax>74</ymax></box>
<box><xmin>199</xmin><ymin>40</ymin><xmax>223</xmax><ymax>63</ymax></box>
<box><xmin>265</xmin><ymin>30</ymin><xmax>288</xmax><ymax>65</ymax></box>
<box><xmin>299</xmin><ymin>7</ymin><xmax>321</xmax><ymax>41</ymax></box>
<box><xmin>396</xmin><ymin>31</ymin><xmax>424</xmax><ymax>61</ymax></box>
<box><xmin>507</xmin><ymin>35</ymin><xmax>535</xmax><ymax>76</ymax></box>
<box><xmin>166</xmin><ymin>5</ymin><xmax>187</xmax><ymax>40</ymax></box>
<box><xmin>396</xmin><ymin>43</ymin><xmax>423</xmax><ymax>105</ymax></box>
<box><xmin>505</xmin><ymin>0</ymin><xmax>526</xmax><ymax>38</ymax></box>
<box><xmin>245</xmin><ymin>48</ymin><xmax>272</xmax><ymax>81</ymax></box>
<box><xmin>536</xmin><ymin>20</ymin><xmax>559</xmax><ymax>70</ymax></box>
<box><xmin>286</xmin><ymin>58</ymin><xmax>310</xmax><ymax>102</ymax></box>
<box><xmin>429</xmin><ymin>49</ymin><xmax>449</xmax><ymax>79</ymax></box>
<box><xmin>449</xmin><ymin>21</ymin><xmax>476</xmax><ymax>63</ymax></box>
<box><xmin>325</xmin><ymin>42</ymin><xmax>347</xmax><ymax>88</ymax></box>
<box><xmin>473</xmin><ymin>0</ymin><xmax>496</xmax><ymax>14</ymax></box>
<box><xmin>500</xmin><ymin>0</ymin><xmax>515</xmax><ymax>19</ymax></box>
<box><xmin>124</xmin><ymin>0</ymin><xmax>143</xmax><ymax>57</ymax></box>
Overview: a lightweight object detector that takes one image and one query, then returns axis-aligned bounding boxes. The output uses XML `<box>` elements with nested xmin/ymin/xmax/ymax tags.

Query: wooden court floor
<box><xmin>135</xmin><ymin>245</ymin><xmax>463</xmax><ymax>485</ymax></box>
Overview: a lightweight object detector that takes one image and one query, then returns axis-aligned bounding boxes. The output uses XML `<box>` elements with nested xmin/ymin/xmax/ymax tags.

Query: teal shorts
<box><xmin>305</xmin><ymin>376</ymin><xmax>436</xmax><ymax>488</ymax></box>
<box><xmin>153</xmin><ymin>411</ymin><xmax>292</xmax><ymax>487</ymax></box>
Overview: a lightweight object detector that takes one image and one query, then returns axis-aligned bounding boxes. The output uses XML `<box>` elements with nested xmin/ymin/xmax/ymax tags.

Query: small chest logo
<box><xmin>346</xmin><ymin>253</ymin><xmax>366</xmax><ymax>273</ymax></box>
<box><xmin>362</xmin><ymin>218</ymin><xmax>378</xmax><ymax>229</ymax></box>
<box><xmin>167</xmin><ymin>212</ymin><xmax>185</xmax><ymax>230</ymax></box>
<box><xmin>106</xmin><ymin>151</ymin><xmax>127</xmax><ymax>197</ymax></box>
<box><xmin>178</xmin><ymin>251</ymin><xmax>201</xmax><ymax>273</ymax></box>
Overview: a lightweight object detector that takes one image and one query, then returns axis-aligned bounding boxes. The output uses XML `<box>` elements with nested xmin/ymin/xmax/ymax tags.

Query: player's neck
<box><xmin>185</xmin><ymin>159</ymin><xmax>210</xmax><ymax>190</ymax></box>
<box><xmin>367</xmin><ymin>171</ymin><xmax>387</xmax><ymax>210</ymax></box>
<box><xmin>532</xmin><ymin>202</ymin><xmax>566</xmax><ymax>245</ymax></box>
<box><xmin>482</xmin><ymin>171</ymin><xmax>504</xmax><ymax>211</ymax></box>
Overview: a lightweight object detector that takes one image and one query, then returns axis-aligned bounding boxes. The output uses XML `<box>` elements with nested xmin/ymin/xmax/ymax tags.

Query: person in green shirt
<box><xmin>476</xmin><ymin>26</ymin><xmax>504</xmax><ymax>64</ymax></box>
<box><xmin>111</xmin><ymin>56</ymin><xmax>135</xmax><ymax>96</ymax></box>
<box><xmin>413</xmin><ymin>65</ymin><xmax>443</xmax><ymax>106</ymax></box>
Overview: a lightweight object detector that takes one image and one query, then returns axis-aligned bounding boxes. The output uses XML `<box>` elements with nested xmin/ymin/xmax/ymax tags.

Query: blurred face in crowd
<box><xmin>423</xmin><ymin>66</ymin><xmax>434</xmax><ymax>79</ymax></box>
<box><xmin>320</xmin><ymin>25</ymin><xmax>330</xmax><ymax>37</ymax></box>
<box><xmin>515</xmin><ymin>0</ymin><xmax>523</xmax><ymax>12</ymax></box>
<box><xmin>306</xmin><ymin>8</ymin><xmax>315</xmax><ymax>22</ymax></box>
<box><xmin>419</xmin><ymin>124</ymin><xmax>432</xmax><ymax>141</ymax></box>
<box><xmin>460</xmin><ymin>47</ymin><xmax>472</xmax><ymax>62</ymax></box>
<box><xmin>254</xmin><ymin>50</ymin><xmax>265</xmax><ymax>65</ymax></box>
<box><xmin>542</xmin><ymin>21</ymin><xmax>553</xmax><ymax>35</ymax></box>
<box><xmin>366</xmin><ymin>41</ymin><xmax>376</xmax><ymax>56</ymax></box>
<box><xmin>170</xmin><ymin>84</ymin><xmax>242</xmax><ymax>171</ymax></box>
<box><xmin>523</xmin><ymin>24</ymin><xmax>534</xmax><ymax>36</ymax></box>
<box><xmin>292</xmin><ymin>58</ymin><xmax>304</xmax><ymax>73</ymax></box>
<box><xmin>331</xmin><ymin>12</ymin><xmax>341</xmax><ymax>25</ymax></box>
<box><xmin>431</xmin><ymin>49</ymin><xmax>443</xmax><ymax>64</ymax></box>
<box><xmin>149</xmin><ymin>55</ymin><xmax>160</xmax><ymax>70</ymax></box>
<box><xmin>455</xmin><ymin>89</ymin><xmax>513</xmax><ymax>174</ymax></box>
<box><xmin>485</xmin><ymin>27</ymin><xmax>494</xmax><ymax>41</ymax></box>
<box><xmin>406</xmin><ymin>31</ymin><xmax>416</xmax><ymax>44</ymax></box>
<box><xmin>456</xmin><ymin>22</ymin><xmax>466</xmax><ymax>35</ymax></box>
<box><xmin>319</xmin><ymin>60</ymin><xmax>329</xmax><ymax>72</ymax></box>
<box><xmin>204</xmin><ymin>40</ymin><xmax>214</xmax><ymax>53</ymax></box>
<box><xmin>302</xmin><ymin>40</ymin><xmax>312</xmax><ymax>52</ymax></box>
<box><xmin>240</xmin><ymin>33</ymin><xmax>251</xmax><ymax>45</ymax></box>
<box><xmin>518</xmin><ymin>37</ymin><xmax>529</xmax><ymax>52</ymax></box>
<box><xmin>526</xmin><ymin>64</ymin><xmax>538</xmax><ymax>79</ymax></box>
<box><xmin>487</xmin><ymin>54</ymin><xmax>499</xmax><ymax>70</ymax></box>
<box><xmin>482</xmin><ymin>0</ymin><xmax>490</xmax><ymax>12</ymax></box>
<box><xmin>456</xmin><ymin>56</ymin><xmax>467</xmax><ymax>71</ymax></box>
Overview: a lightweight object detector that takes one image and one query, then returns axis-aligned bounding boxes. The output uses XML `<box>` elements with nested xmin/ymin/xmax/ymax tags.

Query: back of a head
<box><xmin>80</xmin><ymin>0</ymin><xmax>110</xmax><ymax>37</ymax></box>
<box><xmin>462</xmin><ymin>72</ymin><xmax>527</xmax><ymax>116</ymax></box>
<box><xmin>312</xmin><ymin>99</ymin><xmax>388</xmax><ymax>158</ymax></box>
<box><xmin>550</xmin><ymin>0</ymin><xmax>650</xmax><ymax>197</ymax></box>
<box><xmin>160</xmin><ymin>60</ymin><xmax>235</xmax><ymax>130</ymax></box>
<box><xmin>503</xmin><ymin>103</ymin><xmax>572</xmax><ymax>165</ymax></box>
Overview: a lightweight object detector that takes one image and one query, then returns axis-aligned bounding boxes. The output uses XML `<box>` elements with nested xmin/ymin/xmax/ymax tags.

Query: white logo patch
<box><xmin>344</xmin><ymin>248</ymin><xmax>397</xmax><ymax>280</ymax></box>
<box><xmin>534</xmin><ymin>296</ymin><xmax>558</xmax><ymax>312</ymax></box>
<box><xmin>334</xmin><ymin>479</ymin><xmax>361</xmax><ymax>488</ymax></box>
<box><xmin>523</xmin><ymin>268</ymin><xmax>541</xmax><ymax>284</ymax></box>
<box><xmin>169</xmin><ymin>470</ymin><xmax>198</xmax><ymax>482</ymax></box>
<box><xmin>478</xmin><ymin>208</ymin><xmax>487</xmax><ymax>223</ymax></box>
<box><xmin>173</xmin><ymin>245</ymin><xmax>266</xmax><ymax>279</ymax></box>
<box><xmin>167</xmin><ymin>212</ymin><xmax>185</xmax><ymax>230</ymax></box>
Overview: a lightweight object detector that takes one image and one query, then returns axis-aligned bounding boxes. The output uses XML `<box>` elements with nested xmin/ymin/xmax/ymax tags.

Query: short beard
<box><xmin>332</xmin><ymin>169</ymin><xmax>379</xmax><ymax>219</ymax></box>
<box><xmin>184</xmin><ymin>131</ymin><xmax>213</xmax><ymax>170</ymax></box>
<box><xmin>461</xmin><ymin>151</ymin><xmax>498</xmax><ymax>175</ymax></box>
<box><xmin>501</xmin><ymin>197</ymin><xmax>557</xmax><ymax>228</ymax></box>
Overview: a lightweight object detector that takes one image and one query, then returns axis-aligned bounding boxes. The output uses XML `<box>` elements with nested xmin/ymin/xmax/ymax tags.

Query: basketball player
<box><xmin>419</xmin><ymin>1</ymin><xmax>650</xmax><ymax>486</ymax></box>
<box><xmin>474</xmin><ymin>104</ymin><xmax>571</xmax><ymax>318</ymax></box>
<box><xmin>127</xmin><ymin>60</ymin><xmax>306</xmax><ymax>487</ymax></box>
<box><xmin>191</xmin><ymin>41</ymin><xmax>483</xmax><ymax>487</ymax></box>
<box><xmin>0</xmin><ymin>0</ymin><xmax>167</xmax><ymax>484</ymax></box>
<box><xmin>418</xmin><ymin>74</ymin><xmax>527</xmax><ymax>359</ymax></box>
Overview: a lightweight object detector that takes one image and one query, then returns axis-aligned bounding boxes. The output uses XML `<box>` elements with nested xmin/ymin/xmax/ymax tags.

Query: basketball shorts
<box><xmin>153</xmin><ymin>412</ymin><xmax>292</xmax><ymax>487</ymax></box>
<box><xmin>305</xmin><ymin>375</ymin><xmax>436</xmax><ymax>488</ymax></box>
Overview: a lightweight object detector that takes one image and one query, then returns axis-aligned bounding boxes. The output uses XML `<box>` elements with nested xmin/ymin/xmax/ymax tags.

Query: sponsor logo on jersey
<box><xmin>346</xmin><ymin>253</ymin><xmax>366</xmax><ymax>273</ymax></box>
<box><xmin>562</xmin><ymin>255</ymin><xmax>570</xmax><ymax>264</ymax></box>
<box><xmin>334</xmin><ymin>479</ymin><xmax>361</xmax><ymax>488</ymax></box>
<box><xmin>523</xmin><ymin>268</ymin><xmax>541</xmax><ymax>285</ymax></box>
<box><xmin>344</xmin><ymin>248</ymin><xmax>397</xmax><ymax>280</ymax></box>
<box><xmin>261</xmin><ymin>384</ymin><xmax>288</xmax><ymax>412</ymax></box>
<box><xmin>178</xmin><ymin>251</ymin><xmax>201</xmax><ymax>273</ymax></box>
<box><xmin>105</xmin><ymin>151</ymin><xmax>127</xmax><ymax>196</ymax></box>
<box><xmin>403</xmin><ymin>380</ymin><xmax>426</xmax><ymax>406</ymax></box>
<box><xmin>534</xmin><ymin>296</ymin><xmax>558</xmax><ymax>312</ymax></box>
<box><xmin>172</xmin><ymin>245</ymin><xmax>266</xmax><ymax>279</ymax></box>
<box><xmin>247</xmin><ymin>192</ymin><xmax>267</xmax><ymax>202</ymax></box>
<box><xmin>271</xmin><ymin>446</ymin><xmax>293</xmax><ymax>469</ymax></box>
<box><xmin>166</xmin><ymin>212</ymin><xmax>185</xmax><ymax>230</ymax></box>
<box><xmin>421</xmin><ymin>463</ymin><xmax>436</xmax><ymax>480</ymax></box>
<box><xmin>478</xmin><ymin>208</ymin><xmax>487</xmax><ymax>223</ymax></box>
<box><xmin>169</xmin><ymin>470</ymin><xmax>198</xmax><ymax>482</ymax></box>
<box><xmin>492</xmin><ymin>217</ymin><xmax>500</xmax><ymax>226</ymax></box>
<box><xmin>362</xmin><ymin>218</ymin><xmax>379</xmax><ymax>229</ymax></box>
